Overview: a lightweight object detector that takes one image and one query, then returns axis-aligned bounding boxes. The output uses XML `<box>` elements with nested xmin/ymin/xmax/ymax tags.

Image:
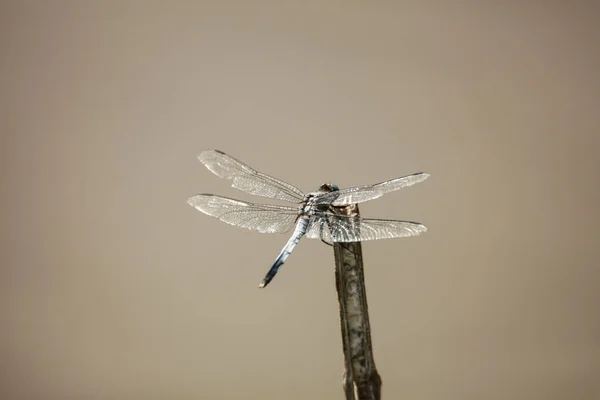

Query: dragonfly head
<box><xmin>318</xmin><ymin>183</ymin><xmax>339</xmax><ymax>193</ymax></box>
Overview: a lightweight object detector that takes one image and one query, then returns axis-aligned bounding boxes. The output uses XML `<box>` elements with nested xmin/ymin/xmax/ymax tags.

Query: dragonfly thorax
<box><xmin>298</xmin><ymin>183</ymin><xmax>340</xmax><ymax>216</ymax></box>
<box><xmin>299</xmin><ymin>195</ymin><xmax>316</xmax><ymax>215</ymax></box>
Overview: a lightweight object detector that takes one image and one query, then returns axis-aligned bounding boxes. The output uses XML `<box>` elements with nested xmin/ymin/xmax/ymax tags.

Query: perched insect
<box><xmin>188</xmin><ymin>150</ymin><xmax>429</xmax><ymax>287</ymax></box>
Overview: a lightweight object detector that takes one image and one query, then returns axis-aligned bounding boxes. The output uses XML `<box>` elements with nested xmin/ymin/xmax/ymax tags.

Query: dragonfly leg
<box><xmin>321</xmin><ymin>237</ymin><xmax>333</xmax><ymax>247</ymax></box>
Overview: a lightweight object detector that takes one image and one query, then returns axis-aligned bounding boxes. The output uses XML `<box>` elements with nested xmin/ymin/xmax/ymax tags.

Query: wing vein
<box><xmin>199</xmin><ymin>150</ymin><xmax>305</xmax><ymax>203</ymax></box>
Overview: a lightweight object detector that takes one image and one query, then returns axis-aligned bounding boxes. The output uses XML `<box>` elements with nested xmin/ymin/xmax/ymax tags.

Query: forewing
<box><xmin>315</xmin><ymin>173</ymin><xmax>429</xmax><ymax>206</ymax></box>
<box><xmin>187</xmin><ymin>194</ymin><xmax>298</xmax><ymax>234</ymax></box>
<box><xmin>306</xmin><ymin>213</ymin><xmax>427</xmax><ymax>242</ymax></box>
<box><xmin>198</xmin><ymin>150</ymin><xmax>305</xmax><ymax>203</ymax></box>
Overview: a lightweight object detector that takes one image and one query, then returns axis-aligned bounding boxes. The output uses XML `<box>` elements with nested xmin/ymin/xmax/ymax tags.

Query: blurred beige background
<box><xmin>1</xmin><ymin>1</ymin><xmax>599</xmax><ymax>399</ymax></box>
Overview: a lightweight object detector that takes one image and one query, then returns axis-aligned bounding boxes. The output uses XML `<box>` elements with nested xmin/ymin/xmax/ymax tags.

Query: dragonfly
<box><xmin>187</xmin><ymin>150</ymin><xmax>429</xmax><ymax>288</ymax></box>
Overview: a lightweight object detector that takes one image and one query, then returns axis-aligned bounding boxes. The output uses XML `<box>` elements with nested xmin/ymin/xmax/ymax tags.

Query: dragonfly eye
<box><xmin>318</xmin><ymin>183</ymin><xmax>339</xmax><ymax>192</ymax></box>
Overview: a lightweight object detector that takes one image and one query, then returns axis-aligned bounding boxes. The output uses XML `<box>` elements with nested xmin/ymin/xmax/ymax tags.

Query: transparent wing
<box><xmin>315</xmin><ymin>173</ymin><xmax>429</xmax><ymax>206</ymax></box>
<box><xmin>187</xmin><ymin>194</ymin><xmax>298</xmax><ymax>234</ymax></box>
<box><xmin>305</xmin><ymin>215</ymin><xmax>334</xmax><ymax>244</ymax></box>
<box><xmin>198</xmin><ymin>150</ymin><xmax>305</xmax><ymax>203</ymax></box>
<box><xmin>305</xmin><ymin>213</ymin><xmax>427</xmax><ymax>242</ymax></box>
